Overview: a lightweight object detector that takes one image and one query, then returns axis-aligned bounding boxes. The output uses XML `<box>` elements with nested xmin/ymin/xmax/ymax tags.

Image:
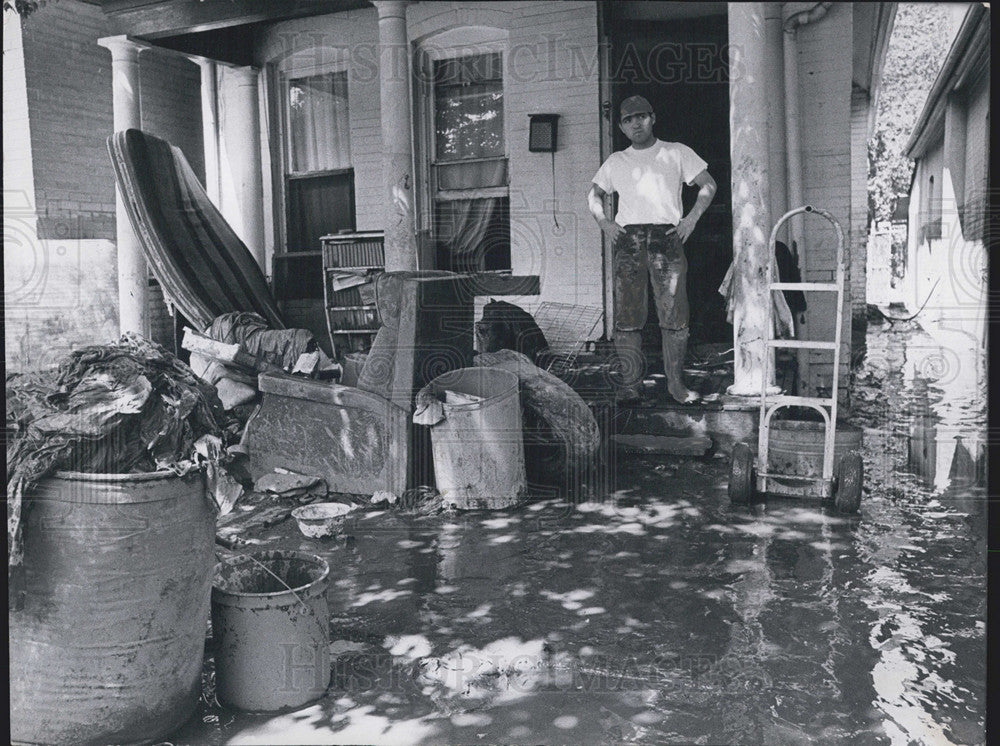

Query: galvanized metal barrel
<box><xmin>766</xmin><ymin>420</ymin><xmax>864</xmax><ymax>477</ymax></box>
<box><xmin>9</xmin><ymin>470</ymin><xmax>215</xmax><ymax>746</ymax></box>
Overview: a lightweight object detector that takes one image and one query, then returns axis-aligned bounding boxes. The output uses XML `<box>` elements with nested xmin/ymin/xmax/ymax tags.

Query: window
<box><xmin>286</xmin><ymin>71</ymin><xmax>351</xmax><ymax>173</ymax></box>
<box><xmin>271</xmin><ymin>64</ymin><xmax>356</xmax><ymax>300</ymax></box>
<box><xmin>428</xmin><ymin>50</ymin><xmax>510</xmax><ymax>272</ymax></box>
<box><xmin>925</xmin><ymin>174</ymin><xmax>941</xmax><ymax>241</ymax></box>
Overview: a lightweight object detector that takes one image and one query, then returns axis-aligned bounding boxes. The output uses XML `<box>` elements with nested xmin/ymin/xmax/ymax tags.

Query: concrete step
<box><xmin>608</xmin><ymin>396</ymin><xmax>758</xmax><ymax>454</ymax></box>
<box><xmin>611</xmin><ymin>433</ymin><xmax>713</xmax><ymax>456</ymax></box>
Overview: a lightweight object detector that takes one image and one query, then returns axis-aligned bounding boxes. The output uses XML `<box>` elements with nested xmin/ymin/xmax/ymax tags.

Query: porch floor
<box><xmin>167</xmin><ymin>323</ymin><xmax>985</xmax><ymax>746</ymax></box>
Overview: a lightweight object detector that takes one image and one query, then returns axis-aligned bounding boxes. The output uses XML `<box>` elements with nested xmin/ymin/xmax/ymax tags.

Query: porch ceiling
<box><xmin>609</xmin><ymin>1</ymin><xmax>726</xmax><ymax>22</ymax></box>
<box><xmin>852</xmin><ymin>2</ymin><xmax>896</xmax><ymax>94</ymax></box>
<box><xmin>97</xmin><ymin>0</ymin><xmax>370</xmax><ymax>40</ymax></box>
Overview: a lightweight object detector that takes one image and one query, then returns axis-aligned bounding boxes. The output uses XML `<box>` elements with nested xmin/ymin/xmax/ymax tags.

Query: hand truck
<box><xmin>729</xmin><ymin>205</ymin><xmax>863</xmax><ymax>513</ymax></box>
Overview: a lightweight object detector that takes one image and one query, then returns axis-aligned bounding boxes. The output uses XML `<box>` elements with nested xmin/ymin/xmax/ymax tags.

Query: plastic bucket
<box><xmin>426</xmin><ymin>367</ymin><xmax>526</xmax><ymax>509</ymax></box>
<box><xmin>9</xmin><ymin>470</ymin><xmax>215</xmax><ymax>746</ymax></box>
<box><xmin>211</xmin><ymin>551</ymin><xmax>330</xmax><ymax>711</ymax></box>
<box><xmin>766</xmin><ymin>420</ymin><xmax>863</xmax><ymax>477</ymax></box>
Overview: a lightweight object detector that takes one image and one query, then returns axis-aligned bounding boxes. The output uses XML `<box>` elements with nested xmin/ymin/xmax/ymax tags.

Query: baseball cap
<box><xmin>620</xmin><ymin>95</ymin><xmax>653</xmax><ymax>121</ymax></box>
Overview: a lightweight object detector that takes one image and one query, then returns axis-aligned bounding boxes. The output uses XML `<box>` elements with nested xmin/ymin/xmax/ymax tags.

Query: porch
<box><xmin>87</xmin><ymin>1</ymin><xmax>892</xmax><ymax>407</ymax></box>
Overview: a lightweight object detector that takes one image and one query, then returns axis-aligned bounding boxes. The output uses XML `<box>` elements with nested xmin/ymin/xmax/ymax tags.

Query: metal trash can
<box><xmin>424</xmin><ymin>367</ymin><xmax>526</xmax><ymax>509</ymax></box>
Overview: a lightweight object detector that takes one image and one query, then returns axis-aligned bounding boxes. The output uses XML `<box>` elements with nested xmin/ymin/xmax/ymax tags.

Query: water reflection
<box><xmin>856</xmin><ymin>494</ymin><xmax>986</xmax><ymax>746</ymax></box>
<box><xmin>719</xmin><ymin>527</ymin><xmax>774</xmax><ymax>744</ymax></box>
<box><xmin>908</xmin><ymin>414</ymin><xmax>986</xmax><ymax>493</ymax></box>
<box><xmin>174</xmin><ymin>322</ymin><xmax>984</xmax><ymax>745</ymax></box>
<box><xmin>852</xmin><ymin>321</ymin><xmax>986</xmax><ymax>745</ymax></box>
<box><xmin>855</xmin><ymin>319</ymin><xmax>987</xmax><ymax>493</ymax></box>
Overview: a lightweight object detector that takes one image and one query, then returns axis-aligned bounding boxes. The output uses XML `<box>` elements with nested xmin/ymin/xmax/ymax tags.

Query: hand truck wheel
<box><xmin>729</xmin><ymin>442</ymin><xmax>755</xmax><ymax>505</ymax></box>
<box><xmin>834</xmin><ymin>453</ymin><xmax>863</xmax><ymax>513</ymax></box>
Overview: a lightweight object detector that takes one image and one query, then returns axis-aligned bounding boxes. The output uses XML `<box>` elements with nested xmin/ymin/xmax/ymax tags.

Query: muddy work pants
<box><xmin>612</xmin><ymin>224</ymin><xmax>689</xmax><ymax>396</ymax></box>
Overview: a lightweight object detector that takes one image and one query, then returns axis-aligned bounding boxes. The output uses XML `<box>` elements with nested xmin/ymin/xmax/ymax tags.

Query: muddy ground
<box><xmin>174</xmin><ymin>318</ymin><xmax>987</xmax><ymax>745</ymax></box>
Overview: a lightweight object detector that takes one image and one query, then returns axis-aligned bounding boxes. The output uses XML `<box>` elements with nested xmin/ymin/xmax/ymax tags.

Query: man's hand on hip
<box><xmin>599</xmin><ymin>218</ymin><xmax>624</xmax><ymax>243</ymax></box>
<box><xmin>676</xmin><ymin>215</ymin><xmax>697</xmax><ymax>243</ymax></box>
<box><xmin>678</xmin><ymin>170</ymin><xmax>717</xmax><ymax>243</ymax></box>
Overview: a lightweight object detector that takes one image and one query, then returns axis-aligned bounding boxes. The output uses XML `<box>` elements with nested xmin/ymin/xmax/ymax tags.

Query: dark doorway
<box><xmin>607</xmin><ymin>12</ymin><xmax>732</xmax><ymax>350</ymax></box>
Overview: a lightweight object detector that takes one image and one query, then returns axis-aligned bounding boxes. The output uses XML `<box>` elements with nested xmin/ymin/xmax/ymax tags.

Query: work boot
<box><xmin>612</xmin><ymin>330</ymin><xmax>645</xmax><ymax>401</ymax></box>
<box><xmin>661</xmin><ymin>328</ymin><xmax>700</xmax><ymax>404</ymax></box>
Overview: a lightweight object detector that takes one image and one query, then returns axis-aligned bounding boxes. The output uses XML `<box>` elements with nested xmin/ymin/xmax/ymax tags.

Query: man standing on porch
<box><xmin>588</xmin><ymin>94</ymin><xmax>717</xmax><ymax>405</ymax></box>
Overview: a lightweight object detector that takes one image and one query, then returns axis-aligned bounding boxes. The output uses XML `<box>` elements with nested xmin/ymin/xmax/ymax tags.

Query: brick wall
<box><xmin>9</xmin><ymin>1</ymin><xmax>121</xmax><ymax>372</ymax></box>
<box><xmin>792</xmin><ymin>3</ymin><xmax>854</xmax><ymax>402</ymax></box>
<box><xmin>408</xmin><ymin>1</ymin><xmax>603</xmax><ymax>317</ymax></box>
<box><xmin>849</xmin><ymin>85</ymin><xmax>869</xmax><ymax>323</ymax></box>
<box><xmin>21</xmin><ymin>0</ymin><xmax>117</xmax><ymax>241</ymax></box>
<box><xmin>139</xmin><ymin>52</ymin><xmax>205</xmax><ymax>183</ymax></box>
<box><xmin>848</xmin><ymin>83</ymin><xmax>869</xmax><ymax>370</ymax></box>
<box><xmin>506</xmin><ymin>1</ymin><xmax>602</xmax><ymax>316</ymax></box>
<box><xmin>147</xmin><ymin>282</ymin><xmax>177</xmax><ymax>350</ymax></box>
<box><xmin>259</xmin><ymin>3</ymin><xmax>603</xmax><ymax>326</ymax></box>
<box><xmin>139</xmin><ymin>50</ymin><xmax>204</xmax><ymax>347</ymax></box>
<box><xmin>6</xmin><ymin>0</ymin><xmax>207</xmax><ymax>370</ymax></box>
<box><xmin>4</xmin><ymin>10</ymin><xmax>36</xmax><ymax>218</ymax></box>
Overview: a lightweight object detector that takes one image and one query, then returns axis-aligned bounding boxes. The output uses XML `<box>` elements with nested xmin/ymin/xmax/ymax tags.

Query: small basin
<box><xmin>291</xmin><ymin>502</ymin><xmax>355</xmax><ymax>538</ymax></box>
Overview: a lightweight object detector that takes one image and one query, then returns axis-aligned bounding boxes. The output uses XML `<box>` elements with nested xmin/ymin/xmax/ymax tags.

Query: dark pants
<box><xmin>613</xmin><ymin>224</ymin><xmax>688</xmax><ymax>332</ymax></box>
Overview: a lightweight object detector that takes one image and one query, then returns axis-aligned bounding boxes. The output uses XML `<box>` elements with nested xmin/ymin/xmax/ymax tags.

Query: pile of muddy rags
<box><xmin>6</xmin><ymin>333</ymin><xmax>230</xmax><ymax>609</ymax></box>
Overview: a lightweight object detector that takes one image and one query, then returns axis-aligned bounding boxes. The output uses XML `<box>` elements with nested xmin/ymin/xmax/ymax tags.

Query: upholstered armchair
<box><xmin>244</xmin><ymin>272</ymin><xmax>473</xmax><ymax>495</ymax></box>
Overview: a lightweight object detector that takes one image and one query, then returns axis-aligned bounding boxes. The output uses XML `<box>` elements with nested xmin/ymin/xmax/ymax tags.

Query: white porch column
<box><xmin>763</xmin><ymin>3</ymin><xmax>787</xmax><ymax>235</ymax></box>
<box><xmin>373</xmin><ymin>0</ymin><xmax>418</xmax><ymax>271</ymax></box>
<box><xmin>221</xmin><ymin>65</ymin><xmax>265</xmax><ymax>269</ymax></box>
<box><xmin>194</xmin><ymin>58</ymin><xmax>221</xmax><ymax>206</ymax></box>
<box><xmin>727</xmin><ymin>3</ymin><xmax>777</xmax><ymax>396</ymax></box>
<box><xmin>98</xmin><ymin>35</ymin><xmax>147</xmax><ymax>337</ymax></box>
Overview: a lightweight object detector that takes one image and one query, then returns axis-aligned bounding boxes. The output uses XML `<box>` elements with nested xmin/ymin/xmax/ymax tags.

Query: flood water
<box><xmin>178</xmin><ymin>320</ymin><xmax>987</xmax><ymax>745</ymax></box>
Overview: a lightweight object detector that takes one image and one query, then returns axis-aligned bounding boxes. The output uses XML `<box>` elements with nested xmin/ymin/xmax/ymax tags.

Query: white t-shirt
<box><xmin>592</xmin><ymin>139</ymin><xmax>708</xmax><ymax>226</ymax></box>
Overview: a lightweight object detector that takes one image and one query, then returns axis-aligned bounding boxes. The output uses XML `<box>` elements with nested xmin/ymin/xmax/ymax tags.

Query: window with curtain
<box><xmin>277</xmin><ymin>68</ymin><xmax>355</xmax><ymax>299</ymax></box>
<box><xmin>287</xmin><ymin>71</ymin><xmax>351</xmax><ymax>173</ymax></box>
<box><xmin>432</xmin><ymin>52</ymin><xmax>510</xmax><ymax>272</ymax></box>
